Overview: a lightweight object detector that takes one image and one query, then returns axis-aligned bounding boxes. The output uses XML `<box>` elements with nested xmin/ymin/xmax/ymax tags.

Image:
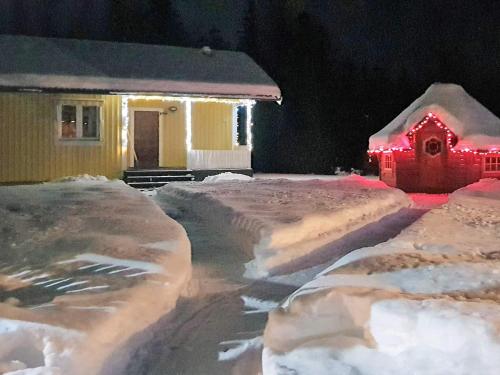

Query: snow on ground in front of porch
<box><xmin>159</xmin><ymin>174</ymin><xmax>411</xmax><ymax>278</ymax></box>
<box><xmin>254</xmin><ymin>173</ymin><xmax>378</xmax><ymax>181</ymax></box>
<box><xmin>0</xmin><ymin>180</ymin><xmax>191</xmax><ymax>375</ymax></box>
<box><xmin>262</xmin><ymin>179</ymin><xmax>500</xmax><ymax>375</ymax></box>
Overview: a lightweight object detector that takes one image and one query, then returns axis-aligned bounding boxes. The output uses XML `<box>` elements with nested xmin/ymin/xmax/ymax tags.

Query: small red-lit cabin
<box><xmin>369</xmin><ymin>83</ymin><xmax>500</xmax><ymax>193</ymax></box>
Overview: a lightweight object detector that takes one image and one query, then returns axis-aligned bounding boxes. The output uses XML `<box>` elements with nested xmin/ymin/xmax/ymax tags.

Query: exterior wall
<box><xmin>394</xmin><ymin>152</ymin><xmax>418</xmax><ymax>192</ymax></box>
<box><xmin>188</xmin><ymin>147</ymin><xmax>251</xmax><ymax>170</ymax></box>
<box><xmin>191</xmin><ymin>102</ymin><xmax>233</xmax><ymax>150</ymax></box>
<box><xmin>382</xmin><ymin>151</ymin><xmax>498</xmax><ymax>193</ymax></box>
<box><xmin>0</xmin><ymin>94</ymin><xmax>248</xmax><ymax>182</ymax></box>
<box><xmin>0</xmin><ymin>93</ymin><xmax>122</xmax><ymax>183</ymax></box>
<box><xmin>447</xmin><ymin>152</ymin><xmax>482</xmax><ymax>191</ymax></box>
<box><xmin>128</xmin><ymin>99</ymin><xmax>187</xmax><ymax>168</ymax></box>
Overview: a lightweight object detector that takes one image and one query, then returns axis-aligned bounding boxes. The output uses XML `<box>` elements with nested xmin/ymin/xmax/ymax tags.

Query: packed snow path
<box><xmin>111</xmin><ymin>186</ymin><xmax>443</xmax><ymax>375</ymax></box>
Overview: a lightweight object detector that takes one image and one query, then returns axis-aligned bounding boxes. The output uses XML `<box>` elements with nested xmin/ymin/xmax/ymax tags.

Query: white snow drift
<box><xmin>263</xmin><ymin>179</ymin><xmax>500</xmax><ymax>375</ymax></box>
<box><xmin>160</xmin><ymin>175</ymin><xmax>411</xmax><ymax>277</ymax></box>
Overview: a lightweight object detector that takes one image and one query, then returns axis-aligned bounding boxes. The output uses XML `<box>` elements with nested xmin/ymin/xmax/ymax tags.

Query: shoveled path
<box><xmin>110</xmin><ymin>193</ymin><xmax>447</xmax><ymax>375</ymax></box>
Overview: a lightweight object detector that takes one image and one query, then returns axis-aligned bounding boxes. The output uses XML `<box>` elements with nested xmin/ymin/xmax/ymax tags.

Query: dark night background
<box><xmin>1</xmin><ymin>0</ymin><xmax>499</xmax><ymax>173</ymax></box>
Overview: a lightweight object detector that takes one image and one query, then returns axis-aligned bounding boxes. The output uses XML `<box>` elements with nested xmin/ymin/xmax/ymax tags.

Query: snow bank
<box><xmin>0</xmin><ymin>180</ymin><xmax>191</xmax><ymax>374</ymax></box>
<box><xmin>52</xmin><ymin>174</ymin><xmax>109</xmax><ymax>182</ymax></box>
<box><xmin>263</xmin><ymin>179</ymin><xmax>500</xmax><ymax>374</ymax></box>
<box><xmin>159</xmin><ymin>175</ymin><xmax>411</xmax><ymax>278</ymax></box>
<box><xmin>203</xmin><ymin>172</ymin><xmax>254</xmax><ymax>183</ymax></box>
<box><xmin>0</xmin><ymin>318</ymin><xmax>82</xmax><ymax>374</ymax></box>
<box><xmin>264</xmin><ymin>299</ymin><xmax>500</xmax><ymax>375</ymax></box>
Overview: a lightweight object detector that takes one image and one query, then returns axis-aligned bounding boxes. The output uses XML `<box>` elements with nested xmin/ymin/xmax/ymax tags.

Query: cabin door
<box><xmin>134</xmin><ymin>111</ymin><xmax>159</xmax><ymax>168</ymax></box>
<box><xmin>417</xmin><ymin>127</ymin><xmax>447</xmax><ymax>192</ymax></box>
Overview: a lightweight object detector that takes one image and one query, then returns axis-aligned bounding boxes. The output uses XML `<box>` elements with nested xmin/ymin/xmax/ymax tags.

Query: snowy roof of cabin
<box><xmin>0</xmin><ymin>34</ymin><xmax>281</xmax><ymax>101</ymax></box>
<box><xmin>369</xmin><ymin>83</ymin><xmax>500</xmax><ymax>151</ymax></box>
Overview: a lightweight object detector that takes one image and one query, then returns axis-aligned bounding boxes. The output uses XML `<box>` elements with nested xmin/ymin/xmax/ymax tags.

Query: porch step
<box><xmin>124</xmin><ymin>169</ymin><xmax>194</xmax><ymax>189</ymax></box>
<box><xmin>124</xmin><ymin>169</ymin><xmax>193</xmax><ymax>177</ymax></box>
<box><xmin>126</xmin><ymin>175</ymin><xmax>194</xmax><ymax>183</ymax></box>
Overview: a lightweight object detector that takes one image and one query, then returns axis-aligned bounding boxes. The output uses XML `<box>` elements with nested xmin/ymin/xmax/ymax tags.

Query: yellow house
<box><xmin>0</xmin><ymin>35</ymin><xmax>281</xmax><ymax>186</ymax></box>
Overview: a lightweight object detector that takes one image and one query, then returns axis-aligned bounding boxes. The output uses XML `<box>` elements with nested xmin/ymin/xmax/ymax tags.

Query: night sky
<box><xmin>1</xmin><ymin>0</ymin><xmax>499</xmax><ymax>173</ymax></box>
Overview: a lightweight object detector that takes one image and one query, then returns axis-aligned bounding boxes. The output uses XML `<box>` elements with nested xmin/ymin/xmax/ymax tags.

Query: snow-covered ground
<box><xmin>254</xmin><ymin>173</ymin><xmax>377</xmax><ymax>181</ymax></box>
<box><xmin>262</xmin><ymin>179</ymin><xmax>500</xmax><ymax>375</ymax></box>
<box><xmin>0</xmin><ymin>180</ymin><xmax>191</xmax><ymax>374</ymax></box>
<box><xmin>159</xmin><ymin>175</ymin><xmax>411</xmax><ymax>278</ymax></box>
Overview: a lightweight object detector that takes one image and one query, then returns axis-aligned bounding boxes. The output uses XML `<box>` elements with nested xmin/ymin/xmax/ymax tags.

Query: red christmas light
<box><xmin>368</xmin><ymin>112</ymin><xmax>500</xmax><ymax>156</ymax></box>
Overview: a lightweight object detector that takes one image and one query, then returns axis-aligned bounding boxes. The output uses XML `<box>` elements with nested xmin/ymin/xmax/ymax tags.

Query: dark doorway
<box><xmin>134</xmin><ymin>111</ymin><xmax>159</xmax><ymax>168</ymax></box>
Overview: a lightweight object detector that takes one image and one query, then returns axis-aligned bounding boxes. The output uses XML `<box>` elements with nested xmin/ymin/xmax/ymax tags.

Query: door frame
<box><xmin>128</xmin><ymin>107</ymin><xmax>163</xmax><ymax>168</ymax></box>
<box><xmin>417</xmin><ymin>131</ymin><xmax>447</xmax><ymax>192</ymax></box>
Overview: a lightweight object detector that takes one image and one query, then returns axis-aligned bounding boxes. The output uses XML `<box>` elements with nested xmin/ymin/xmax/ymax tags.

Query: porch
<box><xmin>124</xmin><ymin>96</ymin><xmax>254</xmax><ymax>173</ymax></box>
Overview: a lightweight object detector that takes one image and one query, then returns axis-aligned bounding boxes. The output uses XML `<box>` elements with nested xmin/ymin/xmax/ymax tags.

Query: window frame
<box><xmin>484</xmin><ymin>155</ymin><xmax>500</xmax><ymax>173</ymax></box>
<box><xmin>56</xmin><ymin>100</ymin><xmax>103</xmax><ymax>144</ymax></box>
<box><xmin>383</xmin><ymin>153</ymin><xmax>393</xmax><ymax>170</ymax></box>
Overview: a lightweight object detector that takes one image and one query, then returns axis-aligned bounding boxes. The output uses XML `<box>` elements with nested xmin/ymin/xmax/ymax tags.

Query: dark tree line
<box><xmin>240</xmin><ymin>0</ymin><xmax>500</xmax><ymax>173</ymax></box>
<box><xmin>0</xmin><ymin>0</ymin><xmax>225</xmax><ymax>49</ymax></box>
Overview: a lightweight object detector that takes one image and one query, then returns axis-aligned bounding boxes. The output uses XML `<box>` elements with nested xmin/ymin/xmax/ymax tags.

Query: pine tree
<box><xmin>197</xmin><ymin>27</ymin><xmax>230</xmax><ymax>50</ymax></box>
<box><xmin>237</xmin><ymin>0</ymin><xmax>258</xmax><ymax>56</ymax></box>
<box><xmin>147</xmin><ymin>0</ymin><xmax>187</xmax><ymax>46</ymax></box>
<box><xmin>109</xmin><ymin>0</ymin><xmax>187</xmax><ymax>46</ymax></box>
<box><xmin>109</xmin><ymin>0</ymin><xmax>138</xmax><ymax>42</ymax></box>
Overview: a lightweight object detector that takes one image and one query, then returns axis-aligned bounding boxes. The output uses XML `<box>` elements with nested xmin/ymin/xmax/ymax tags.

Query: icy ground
<box><xmin>0</xmin><ymin>180</ymin><xmax>191</xmax><ymax>374</ymax></box>
<box><xmin>263</xmin><ymin>179</ymin><xmax>500</xmax><ymax>375</ymax></box>
<box><xmin>160</xmin><ymin>175</ymin><xmax>411</xmax><ymax>278</ymax></box>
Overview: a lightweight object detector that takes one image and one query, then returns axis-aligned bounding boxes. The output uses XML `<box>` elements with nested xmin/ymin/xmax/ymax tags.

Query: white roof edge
<box><xmin>0</xmin><ymin>73</ymin><xmax>282</xmax><ymax>101</ymax></box>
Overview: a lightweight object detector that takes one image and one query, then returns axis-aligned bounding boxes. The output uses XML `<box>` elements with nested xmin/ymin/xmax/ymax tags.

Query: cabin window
<box><xmin>425</xmin><ymin>138</ymin><xmax>442</xmax><ymax>156</ymax></box>
<box><xmin>484</xmin><ymin>156</ymin><xmax>500</xmax><ymax>172</ymax></box>
<box><xmin>236</xmin><ymin>106</ymin><xmax>247</xmax><ymax>145</ymax></box>
<box><xmin>383</xmin><ymin>153</ymin><xmax>393</xmax><ymax>170</ymax></box>
<box><xmin>58</xmin><ymin>102</ymin><xmax>101</xmax><ymax>141</ymax></box>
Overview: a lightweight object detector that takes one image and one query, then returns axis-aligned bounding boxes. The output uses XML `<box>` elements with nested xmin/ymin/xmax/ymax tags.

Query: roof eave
<box><xmin>0</xmin><ymin>74</ymin><xmax>282</xmax><ymax>102</ymax></box>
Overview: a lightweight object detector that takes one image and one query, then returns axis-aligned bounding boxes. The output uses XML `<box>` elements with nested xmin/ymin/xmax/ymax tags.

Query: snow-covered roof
<box><xmin>0</xmin><ymin>35</ymin><xmax>281</xmax><ymax>101</ymax></box>
<box><xmin>369</xmin><ymin>83</ymin><xmax>500</xmax><ymax>151</ymax></box>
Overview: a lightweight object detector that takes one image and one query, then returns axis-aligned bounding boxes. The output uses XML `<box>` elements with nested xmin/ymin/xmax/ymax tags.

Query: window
<box><xmin>58</xmin><ymin>102</ymin><xmax>101</xmax><ymax>140</ymax></box>
<box><xmin>236</xmin><ymin>106</ymin><xmax>247</xmax><ymax>145</ymax></box>
<box><xmin>384</xmin><ymin>153</ymin><xmax>393</xmax><ymax>170</ymax></box>
<box><xmin>425</xmin><ymin>138</ymin><xmax>442</xmax><ymax>156</ymax></box>
<box><xmin>485</xmin><ymin>156</ymin><xmax>500</xmax><ymax>172</ymax></box>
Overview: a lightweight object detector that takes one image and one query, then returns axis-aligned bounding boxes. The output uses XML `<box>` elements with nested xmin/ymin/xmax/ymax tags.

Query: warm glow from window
<box><xmin>485</xmin><ymin>156</ymin><xmax>500</xmax><ymax>172</ymax></box>
<box><xmin>58</xmin><ymin>102</ymin><xmax>101</xmax><ymax>140</ymax></box>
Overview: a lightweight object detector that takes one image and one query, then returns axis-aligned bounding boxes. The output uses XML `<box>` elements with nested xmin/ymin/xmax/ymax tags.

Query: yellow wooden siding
<box><xmin>0</xmin><ymin>93</ymin><xmax>122</xmax><ymax>183</ymax></box>
<box><xmin>192</xmin><ymin>102</ymin><xmax>233</xmax><ymax>150</ymax></box>
<box><xmin>128</xmin><ymin>99</ymin><xmax>187</xmax><ymax>168</ymax></box>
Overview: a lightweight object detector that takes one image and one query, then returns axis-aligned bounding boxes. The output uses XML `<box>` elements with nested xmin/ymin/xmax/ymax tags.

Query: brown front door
<box><xmin>134</xmin><ymin>111</ymin><xmax>159</xmax><ymax>168</ymax></box>
<box><xmin>417</xmin><ymin>124</ymin><xmax>447</xmax><ymax>192</ymax></box>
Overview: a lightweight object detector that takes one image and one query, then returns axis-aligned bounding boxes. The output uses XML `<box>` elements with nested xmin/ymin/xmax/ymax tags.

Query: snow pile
<box><xmin>370</xmin><ymin>83</ymin><xmax>500</xmax><ymax>151</ymax></box>
<box><xmin>0</xmin><ymin>319</ymin><xmax>83</xmax><ymax>374</ymax></box>
<box><xmin>202</xmin><ymin>172</ymin><xmax>254</xmax><ymax>183</ymax></box>
<box><xmin>264</xmin><ymin>299</ymin><xmax>500</xmax><ymax>375</ymax></box>
<box><xmin>448</xmin><ymin>178</ymin><xmax>500</xmax><ymax>230</ymax></box>
<box><xmin>53</xmin><ymin>174</ymin><xmax>109</xmax><ymax>182</ymax></box>
<box><xmin>0</xmin><ymin>180</ymin><xmax>191</xmax><ymax>374</ymax></box>
<box><xmin>160</xmin><ymin>175</ymin><xmax>411</xmax><ymax>277</ymax></box>
<box><xmin>263</xmin><ymin>179</ymin><xmax>500</xmax><ymax>374</ymax></box>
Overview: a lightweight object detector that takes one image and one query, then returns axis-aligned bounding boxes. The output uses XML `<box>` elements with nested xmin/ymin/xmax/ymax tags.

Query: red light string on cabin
<box><xmin>368</xmin><ymin>112</ymin><xmax>500</xmax><ymax>156</ymax></box>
